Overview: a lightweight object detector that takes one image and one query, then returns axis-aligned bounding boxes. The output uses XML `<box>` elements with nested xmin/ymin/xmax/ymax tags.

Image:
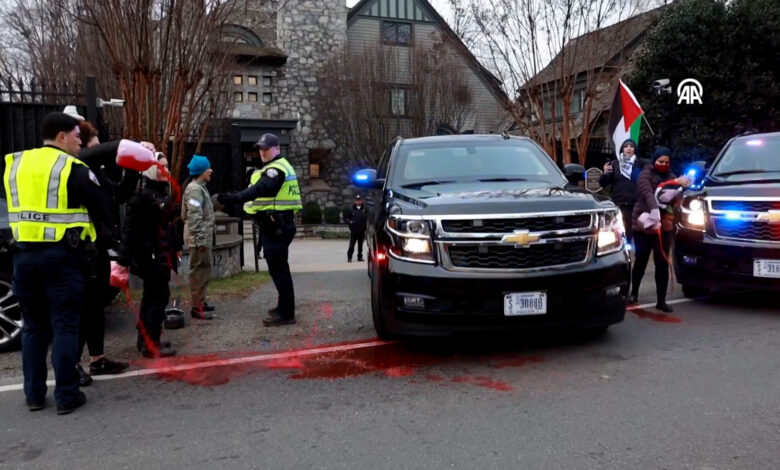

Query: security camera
<box><xmin>653</xmin><ymin>78</ymin><xmax>670</xmax><ymax>89</ymax></box>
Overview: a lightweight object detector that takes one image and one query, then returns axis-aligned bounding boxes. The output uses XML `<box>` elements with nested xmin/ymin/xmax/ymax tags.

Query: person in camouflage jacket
<box><xmin>181</xmin><ymin>155</ymin><xmax>215</xmax><ymax>320</ymax></box>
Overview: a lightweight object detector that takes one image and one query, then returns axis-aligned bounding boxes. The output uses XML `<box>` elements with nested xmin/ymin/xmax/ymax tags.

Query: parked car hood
<box><xmin>390</xmin><ymin>181</ymin><xmax>612</xmax><ymax>215</ymax></box>
<box><xmin>699</xmin><ymin>181</ymin><xmax>780</xmax><ymax>198</ymax></box>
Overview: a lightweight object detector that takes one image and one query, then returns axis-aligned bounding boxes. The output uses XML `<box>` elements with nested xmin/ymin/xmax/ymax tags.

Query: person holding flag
<box><xmin>600</xmin><ymin>80</ymin><xmax>649</xmax><ymax>245</ymax></box>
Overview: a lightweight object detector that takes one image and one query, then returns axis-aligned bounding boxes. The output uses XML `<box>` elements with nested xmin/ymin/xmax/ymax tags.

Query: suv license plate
<box><xmin>504</xmin><ymin>292</ymin><xmax>547</xmax><ymax>316</ymax></box>
<box><xmin>754</xmin><ymin>259</ymin><xmax>780</xmax><ymax>278</ymax></box>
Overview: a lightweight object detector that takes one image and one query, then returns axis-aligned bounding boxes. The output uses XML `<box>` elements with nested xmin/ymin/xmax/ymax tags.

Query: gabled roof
<box><xmin>348</xmin><ymin>0</ymin><xmax>508</xmax><ymax>105</ymax></box>
<box><xmin>530</xmin><ymin>7</ymin><xmax>664</xmax><ymax>87</ymax></box>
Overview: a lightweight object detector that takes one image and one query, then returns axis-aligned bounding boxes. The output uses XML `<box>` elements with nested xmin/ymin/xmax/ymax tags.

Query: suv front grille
<box><xmin>713</xmin><ymin>219</ymin><xmax>780</xmax><ymax>242</ymax></box>
<box><xmin>447</xmin><ymin>242</ymin><xmax>590</xmax><ymax>270</ymax></box>
<box><xmin>710</xmin><ymin>200</ymin><xmax>780</xmax><ymax>212</ymax></box>
<box><xmin>441</xmin><ymin>214</ymin><xmax>592</xmax><ymax>233</ymax></box>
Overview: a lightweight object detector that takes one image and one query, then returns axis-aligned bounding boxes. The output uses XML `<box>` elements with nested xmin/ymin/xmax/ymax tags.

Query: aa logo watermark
<box><xmin>677</xmin><ymin>78</ymin><xmax>703</xmax><ymax>105</ymax></box>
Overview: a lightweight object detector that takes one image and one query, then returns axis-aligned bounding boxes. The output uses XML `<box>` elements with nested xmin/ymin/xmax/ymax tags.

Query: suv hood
<box><xmin>700</xmin><ymin>181</ymin><xmax>780</xmax><ymax>198</ymax></box>
<box><xmin>391</xmin><ymin>182</ymin><xmax>612</xmax><ymax>215</ymax></box>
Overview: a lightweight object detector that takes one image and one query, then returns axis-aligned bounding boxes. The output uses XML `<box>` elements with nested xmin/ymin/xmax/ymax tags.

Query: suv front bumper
<box><xmin>380</xmin><ymin>251</ymin><xmax>629</xmax><ymax>336</ymax></box>
<box><xmin>675</xmin><ymin>226</ymin><xmax>780</xmax><ymax>291</ymax></box>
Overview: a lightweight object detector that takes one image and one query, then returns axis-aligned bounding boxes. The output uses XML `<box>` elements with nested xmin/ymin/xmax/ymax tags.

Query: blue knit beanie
<box><xmin>652</xmin><ymin>146</ymin><xmax>672</xmax><ymax>163</ymax></box>
<box><xmin>187</xmin><ymin>155</ymin><xmax>211</xmax><ymax>176</ymax></box>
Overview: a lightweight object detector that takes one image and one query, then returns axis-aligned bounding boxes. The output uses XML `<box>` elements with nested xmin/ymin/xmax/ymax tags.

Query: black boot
<box><xmin>656</xmin><ymin>301</ymin><xmax>673</xmax><ymax>313</ymax></box>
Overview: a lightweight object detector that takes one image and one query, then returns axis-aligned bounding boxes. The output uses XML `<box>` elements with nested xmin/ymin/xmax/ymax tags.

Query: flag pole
<box><xmin>642</xmin><ymin>114</ymin><xmax>656</xmax><ymax>136</ymax></box>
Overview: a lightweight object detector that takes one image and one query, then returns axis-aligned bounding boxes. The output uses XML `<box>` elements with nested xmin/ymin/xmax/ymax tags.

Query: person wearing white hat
<box><xmin>63</xmin><ymin>105</ymin><xmax>85</xmax><ymax>121</ymax></box>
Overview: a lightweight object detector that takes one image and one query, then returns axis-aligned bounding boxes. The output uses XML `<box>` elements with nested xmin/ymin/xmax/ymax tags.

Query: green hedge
<box><xmin>323</xmin><ymin>206</ymin><xmax>341</xmax><ymax>224</ymax></box>
<box><xmin>301</xmin><ymin>201</ymin><xmax>322</xmax><ymax>224</ymax></box>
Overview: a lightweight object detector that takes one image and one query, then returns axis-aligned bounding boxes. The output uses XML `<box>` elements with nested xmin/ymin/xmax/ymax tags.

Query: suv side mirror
<box><xmin>684</xmin><ymin>160</ymin><xmax>708</xmax><ymax>188</ymax></box>
<box><xmin>352</xmin><ymin>169</ymin><xmax>384</xmax><ymax>189</ymax></box>
<box><xmin>563</xmin><ymin>163</ymin><xmax>586</xmax><ymax>183</ymax></box>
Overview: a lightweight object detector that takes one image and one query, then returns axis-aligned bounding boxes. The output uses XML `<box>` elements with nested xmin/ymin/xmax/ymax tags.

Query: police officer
<box><xmin>217</xmin><ymin>133</ymin><xmax>301</xmax><ymax>326</ymax></box>
<box><xmin>2</xmin><ymin>112</ymin><xmax>114</xmax><ymax>414</ymax></box>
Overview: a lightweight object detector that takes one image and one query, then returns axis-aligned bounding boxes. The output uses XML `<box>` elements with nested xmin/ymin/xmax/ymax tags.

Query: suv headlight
<box><xmin>681</xmin><ymin>197</ymin><xmax>706</xmax><ymax>230</ymax></box>
<box><xmin>597</xmin><ymin>209</ymin><xmax>625</xmax><ymax>256</ymax></box>
<box><xmin>386</xmin><ymin>216</ymin><xmax>435</xmax><ymax>263</ymax></box>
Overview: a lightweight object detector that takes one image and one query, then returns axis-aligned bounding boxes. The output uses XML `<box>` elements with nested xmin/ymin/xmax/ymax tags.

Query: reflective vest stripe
<box><xmin>245</xmin><ymin>200</ymin><xmax>301</xmax><ymax>207</ymax></box>
<box><xmin>8</xmin><ymin>152</ymin><xmax>22</xmax><ymax>206</ymax></box>
<box><xmin>47</xmin><ymin>154</ymin><xmax>68</xmax><ymax>209</ymax></box>
<box><xmin>7</xmin><ymin>212</ymin><xmax>92</xmax><ymax>223</ymax></box>
<box><xmin>44</xmin><ymin>227</ymin><xmax>56</xmax><ymax>241</ymax></box>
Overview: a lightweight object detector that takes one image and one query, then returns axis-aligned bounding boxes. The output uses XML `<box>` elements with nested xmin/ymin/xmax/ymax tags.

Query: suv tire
<box><xmin>0</xmin><ymin>271</ymin><xmax>22</xmax><ymax>352</ymax></box>
<box><xmin>370</xmin><ymin>257</ymin><xmax>395</xmax><ymax>340</ymax></box>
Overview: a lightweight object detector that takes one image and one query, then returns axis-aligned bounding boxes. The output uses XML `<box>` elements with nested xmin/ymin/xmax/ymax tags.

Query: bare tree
<box><xmin>314</xmin><ymin>39</ymin><xmax>476</xmax><ymax>168</ymax></box>
<box><xmin>471</xmin><ymin>0</ymin><xmax>640</xmax><ymax>164</ymax></box>
<box><xmin>75</xmin><ymin>0</ymin><xmax>252</xmax><ymax>178</ymax></box>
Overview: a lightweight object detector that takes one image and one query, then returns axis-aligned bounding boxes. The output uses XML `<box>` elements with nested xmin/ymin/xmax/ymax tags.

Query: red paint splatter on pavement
<box><xmin>451</xmin><ymin>376</ymin><xmax>514</xmax><ymax>392</ymax></box>
<box><xmin>140</xmin><ymin>342</ymin><xmax>541</xmax><ymax>392</ymax></box>
<box><xmin>631</xmin><ymin>308</ymin><xmax>682</xmax><ymax>323</ymax></box>
<box><xmin>320</xmin><ymin>303</ymin><xmax>334</xmax><ymax>319</ymax></box>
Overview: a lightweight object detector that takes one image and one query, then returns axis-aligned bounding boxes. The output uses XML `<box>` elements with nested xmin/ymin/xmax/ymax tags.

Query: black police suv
<box><xmin>353</xmin><ymin>134</ymin><xmax>631</xmax><ymax>338</ymax></box>
<box><xmin>0</xmin><ymin>199</ymin><xmax>22</xmax><ymax>352</ymax></box>
<box><xmin>675</xmin><ymin>132</ymin><xmax>780</xmax><ymax>297</ymax></box>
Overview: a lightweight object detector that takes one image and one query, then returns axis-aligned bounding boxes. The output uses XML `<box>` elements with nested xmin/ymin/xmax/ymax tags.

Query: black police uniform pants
<box><xmin>136</xmin><ymin>261</ymin><xmax>171</xmax><ymax>343</ymax></box>
<box><xmin>262</xmin><ymin>223</ymin><xmax>296</xmax><ymax>316</ymax></box>
<box><xmin>13</xmin><ymin>243</ymin><xmax>85</xmax><ymax>407</ymax></box>
<box><xmin>347</xmin><ymin>230</ymin><xmax>365</xmax><ymax>260</ymax></box>
<box><xmin>79</xmin><ymin>251</ymin><xmax>111</xmax><ymax>358</ymax></box>
<box><xmin>631</xmin><ymin>230</ymin><xmax>673</xmax><ymax>303</ymax></box>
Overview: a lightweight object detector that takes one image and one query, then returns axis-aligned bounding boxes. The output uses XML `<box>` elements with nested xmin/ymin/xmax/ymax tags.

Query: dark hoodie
<box><xmin>118</xmin><ymin>178</ymin><xmax>183</xmax><ymax>272</ymax></box>
<box><xmin>599</xmin><ymin>139</ymin><xmax>648</xmax><ymax>206</ymax></box>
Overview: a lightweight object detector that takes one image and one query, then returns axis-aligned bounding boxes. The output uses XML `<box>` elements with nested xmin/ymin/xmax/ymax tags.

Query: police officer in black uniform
<box><xmin>217</xmin><ymin>134</ymin><xmax>301</xmax><ymax>326</ymax></box>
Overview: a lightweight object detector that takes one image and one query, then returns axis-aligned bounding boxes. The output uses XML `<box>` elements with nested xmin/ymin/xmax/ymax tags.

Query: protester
<box><xmin>345</xmin><ymin>194</ymin><xmax>366</xmax><ymax>262</ymax></box>
<box><xmin>217</xmin><ymin>133</ymin><xmax>301</xmax><ymax>326</ymax></box>
<box><xmin>182</xmin><ymin>155</ymin><xmax>216</xmax><ymax>320</ymax></box>
<box><xmin>600</xmin><ymin>139</ymin><xmax>647</xmax><ymax>243</ymax></box>
<box><xmin>2</xmin><ymin>112</ymin><xmax>115</xmax><ymax>414</ymax></box>
<box><xmin>117</xmin><ymin>155</ymin><xmax>180</xmax><ymax>357</ymax></box>
<box><xmin>73</xmin><ymin>120</ymin><xmax>133</xmax><ymax>385</ymax></box>
<box><xmin>630</xmin><ymin>147</ymin><xmax>691</xmax><ymax>311</ymax></box>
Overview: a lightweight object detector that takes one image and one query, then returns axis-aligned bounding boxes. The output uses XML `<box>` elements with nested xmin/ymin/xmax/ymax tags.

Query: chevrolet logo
<box><xmin>501</xmin><ymin>230</ymin><xmax>540</xmax><ymax>247</ymax></box>
<box><xmin>756</xmin><ymin>210</ymin><xmax>780</xmax><ymax>224</ymax></box>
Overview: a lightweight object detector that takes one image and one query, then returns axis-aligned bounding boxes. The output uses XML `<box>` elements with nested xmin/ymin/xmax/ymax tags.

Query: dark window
<box><xmin>263</xmin><ymin>75</ymin><xmax>272</xmax><ymax>87</ymax></box>
<box><xmin>262</xmin><ymin>92</ymin><xmax>272</xmax><ymax>104</ymax></box>
<box><xmin>383</xmin><ymin>21</ymin><xmax>412</xmax><ymax>46</ymax></box>
<box><xmin>248</xmin><ymin>92</ymin><xmax>258</xmax><ymax>102</ymax></box>
<box><xmin>233</xmin><ymin>91</ymin><xmax>243</xmax><ymax>102</ymax></box>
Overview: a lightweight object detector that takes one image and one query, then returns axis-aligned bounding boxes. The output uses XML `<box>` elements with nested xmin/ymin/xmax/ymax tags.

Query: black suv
<box><xmin>675</xmin><ymin>132</ymin><xmax>780</xmax><ymax>296</ymax></box>
<box><xmin>0</xmin><ymin>199</ymin><xmax>22</xmax><ymax>352</ymax></box>
<box><xmin>353</xmin><ymin>135</ymin><xmax>631</xmax><ymax>338</ymax></box>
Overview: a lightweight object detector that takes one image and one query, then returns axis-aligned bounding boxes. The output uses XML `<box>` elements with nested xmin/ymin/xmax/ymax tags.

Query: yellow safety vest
<box><xmin>243</xmin><ymin>157</ymin><xmax>302</xmax><ymax>214</ymax></box>
<box><xmin>3</xmin><ymin>147</ymin><xmax>97</xmax><ymax>243</ymax></box>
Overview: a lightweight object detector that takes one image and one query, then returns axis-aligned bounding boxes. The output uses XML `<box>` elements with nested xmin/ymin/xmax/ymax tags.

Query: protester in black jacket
<box><xmin>73</xmin><ymin>121</ymin><xmax>140</xmax><ymax>385</ymax></box>
<box><xmin>345</xmin><ymin>195</ymin><xmax>367</xmax><ymax>262</ymax></box>
<box><xmin>599</xmin><ymin>138</ymin><xmax>648</xmax><ymax>243</ymax></box>
<box><xmin>117</xmin><ymin>156</ymin><xmax>181</xmax><ymax>358</ymax></box>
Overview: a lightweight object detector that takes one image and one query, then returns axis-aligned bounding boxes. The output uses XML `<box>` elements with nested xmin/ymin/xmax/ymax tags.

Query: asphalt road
<box><xmin>1</xmin><ymin>268</ymin><xmax>779</xmax><ymax>469</ymax></box>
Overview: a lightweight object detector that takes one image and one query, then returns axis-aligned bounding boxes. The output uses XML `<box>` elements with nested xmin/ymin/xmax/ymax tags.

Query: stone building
<box><xmin>225</xmin><ymin>0</ymin><xmax>507</xmax><ymax>210</ymax></box>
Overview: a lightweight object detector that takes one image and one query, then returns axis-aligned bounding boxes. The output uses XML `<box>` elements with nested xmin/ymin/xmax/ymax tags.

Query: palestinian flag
<box><xmin>609</xmin><ymin>80</ymin><xmax>644</xmax><ymax>158</ymax></box>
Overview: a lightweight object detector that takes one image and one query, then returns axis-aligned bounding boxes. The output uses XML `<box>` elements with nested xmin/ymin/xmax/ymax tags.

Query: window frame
<box><xmin>233</xmin><ymin>75</ymin><xmax>243</xmax><ymax>86</ymax></box>
<box><xmin>262</xmin><ymin>92</ymin><xmax>273</xmax><ymax>104</ymax></box>
<box><xmin>233</xmin><ymin>91</ymin><xmax>244</xmax><ymax>102</ymax></box>
<box><xmin>382</xmin><ymin>20</ymin><xmax>413</xmax><ymax>47</ymax></box>
<box><xmin>248</xmin><ymin>92</ymin><xmax>258</xmax><ymax>102</ymax></box>
<box><xmin>389</xmin><ymin>86</ymin><xmax>410</xmax><ymax>118</ymax></box>
<box><xmin>247</xmin><ymin>75</ymin><xmax>258</xmax><ymax>86</ymax></box>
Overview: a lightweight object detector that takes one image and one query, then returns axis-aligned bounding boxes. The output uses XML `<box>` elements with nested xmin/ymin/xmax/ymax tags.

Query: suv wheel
<box><xmin>370</xmin><ymin>257</ymin><xmax>394</xmax><ymax>340</ymax></box>
<box><xmin>0</xmin><ymin>271</ymin><xmax>22</xmax><ymax>352</ymax></box>
<box><xmin>682</xmin><ymin>284</ymin><xmax>709</xmax><ymax>299</ymax></box>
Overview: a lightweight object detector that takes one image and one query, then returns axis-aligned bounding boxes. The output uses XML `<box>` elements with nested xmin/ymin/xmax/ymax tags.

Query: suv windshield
<box><xmin>712</xmin><ymin>135</ymin><xmax>780</xmax><ymax>180</ymax></box>
<box><xmin>391</xmin><ymin>139</ymin><xmax>566</xmax><ymax>188</ymax></box>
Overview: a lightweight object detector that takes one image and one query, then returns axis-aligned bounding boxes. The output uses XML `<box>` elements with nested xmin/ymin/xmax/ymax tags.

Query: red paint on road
<box><xmin>142</xmin><ymin>341</ymin><xmax>542</xmax><ymax>392</ymax></box>
<box><xmin>631</xmin><ymin>308</ymin><xmax>683</xmax><ymax>323</ymax></box>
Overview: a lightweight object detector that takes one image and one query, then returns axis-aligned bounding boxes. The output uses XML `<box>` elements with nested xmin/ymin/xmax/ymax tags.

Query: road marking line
<box><xmin>628</xmin><ymin>297</ymin><xmax>695</xmax><ymax>311</ymax></box>
<box><xmin>0</xmin><ymin>339</ymin><xmax>391</xmax><ymax>394</ymax></box>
